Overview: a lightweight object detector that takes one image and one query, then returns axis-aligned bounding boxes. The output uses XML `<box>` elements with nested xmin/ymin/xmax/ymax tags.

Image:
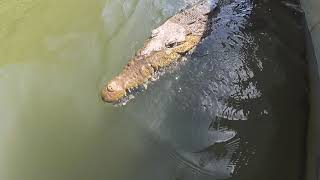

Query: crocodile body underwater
<box><xmin>101</xmin><ymin>0</ymin><xmax>217</xmax><ymax>103</ymax></box>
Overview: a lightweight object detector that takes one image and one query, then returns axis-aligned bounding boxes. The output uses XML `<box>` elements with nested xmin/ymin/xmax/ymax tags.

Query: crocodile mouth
<box><xmin>101</xmin><ymin>35</ymin><xmax>203</xmax><ymax>103</ymax></box>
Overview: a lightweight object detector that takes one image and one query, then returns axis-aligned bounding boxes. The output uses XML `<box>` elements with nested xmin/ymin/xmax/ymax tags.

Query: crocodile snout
<box><xmin>101</xmin><ymin>80</ymin><xmax>126</xmax><ymax>103</ymax></box>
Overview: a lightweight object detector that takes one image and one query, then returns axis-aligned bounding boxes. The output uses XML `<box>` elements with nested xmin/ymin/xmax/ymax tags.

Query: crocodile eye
<box><xmin>165</xmin><ymin>41</ymin><xmax>176</xmax><ymax>48</ymax></box>
<box><xmin>151</xmin><ymin>29</ymin><xmax>159</xmax><ymax>37</ymax></box>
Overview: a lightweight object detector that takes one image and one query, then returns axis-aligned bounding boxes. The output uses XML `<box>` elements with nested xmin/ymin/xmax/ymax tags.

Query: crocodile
<box><xmin>101</xmin><ymin>0</ymin><xmax>217</xmax><ymax>103</ymax></box>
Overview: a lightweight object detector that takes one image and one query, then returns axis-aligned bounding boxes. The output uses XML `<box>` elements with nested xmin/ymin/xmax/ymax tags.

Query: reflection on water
<box><xmin>0</xmin><ymin>0</ymin><xmax>307</xmax><ymax>180</ymax></box>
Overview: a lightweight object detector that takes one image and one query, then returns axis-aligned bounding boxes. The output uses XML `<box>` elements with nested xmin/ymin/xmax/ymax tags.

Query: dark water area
<box><xmin>119</xmin><ymin>0</ymin><xmax>309</xmax><ymax>179</ymax></box>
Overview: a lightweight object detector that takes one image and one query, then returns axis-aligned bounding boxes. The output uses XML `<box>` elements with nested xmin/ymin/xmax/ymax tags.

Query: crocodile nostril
<box><xmin>107</xmin><ymin>84</ymin><xmax>115</xmax><ymax>92</ymax></box>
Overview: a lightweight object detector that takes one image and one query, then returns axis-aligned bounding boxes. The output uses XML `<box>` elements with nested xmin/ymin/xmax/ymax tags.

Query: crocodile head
<box><xmin>101</xmin><ymin>79</ymin><xmax>126</xmax><ymax>103</ymax></box>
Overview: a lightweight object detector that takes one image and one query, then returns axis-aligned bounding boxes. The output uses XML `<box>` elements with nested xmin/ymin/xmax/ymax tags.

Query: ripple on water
<box><xmin>127</xmin><ymin>0</ymin><xmax>307</xmax><ymax>179</ymax></box>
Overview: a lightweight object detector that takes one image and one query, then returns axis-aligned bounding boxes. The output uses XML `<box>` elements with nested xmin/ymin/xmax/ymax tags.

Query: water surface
<box><xmin>0</xmin><ymin>0</ymin><xmax>308</xmax><ymax>180</ymax></box>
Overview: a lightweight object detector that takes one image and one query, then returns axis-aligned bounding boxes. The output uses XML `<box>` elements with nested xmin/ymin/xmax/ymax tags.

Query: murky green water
<box><xmin>0</xmin><ymin>0</ymin><xmax>176</xmax><ymax>179</ymax></box>
<box><xmin>0</xmin><ymin>0</ymin><xmax>308</xmax><ymax>180</ymax></box>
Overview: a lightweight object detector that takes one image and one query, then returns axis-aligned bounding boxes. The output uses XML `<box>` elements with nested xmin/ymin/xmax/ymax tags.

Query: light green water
<box><xmin>0</xmin><ymin>0</ymin><xmax>185</xmax><ymax>179</ymax></box>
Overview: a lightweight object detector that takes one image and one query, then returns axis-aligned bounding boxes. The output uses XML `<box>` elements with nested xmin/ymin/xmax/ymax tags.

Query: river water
<box><xmin>0</xmin><ymin>0</ymin><xmax>308</xmax><ymax>180</ymax></box>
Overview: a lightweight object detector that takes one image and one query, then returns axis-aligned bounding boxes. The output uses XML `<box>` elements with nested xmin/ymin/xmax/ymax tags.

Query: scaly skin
<box><xmin>101</xmin><ymin>1</ymin><xmax>214</xmax><ymax>103</ymax></box>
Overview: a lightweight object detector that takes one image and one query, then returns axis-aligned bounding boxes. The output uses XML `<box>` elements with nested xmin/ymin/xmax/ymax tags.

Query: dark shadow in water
<box><xmin>120</xmin><ymin>0</ymin><xmax>309</xmax><ymax>179</ymax></box>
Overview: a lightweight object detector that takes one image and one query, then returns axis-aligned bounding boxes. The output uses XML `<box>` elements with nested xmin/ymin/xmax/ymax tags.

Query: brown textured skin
<box><xmin>101</xmin><ymin>1</ymin><xmax>213</xmax><ymax>103</ymax></box>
